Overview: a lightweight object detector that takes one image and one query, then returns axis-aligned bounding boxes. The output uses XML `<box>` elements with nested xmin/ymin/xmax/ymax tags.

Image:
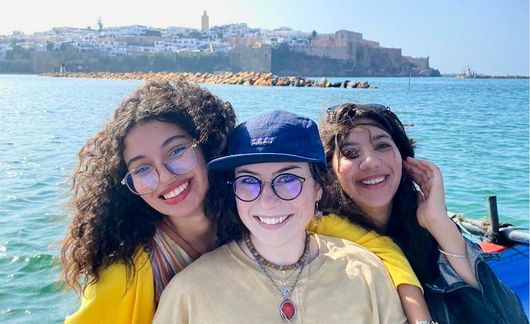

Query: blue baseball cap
<box><xmin>208</xmin><ymin>110</ymin><xmax>326</xmax><ymax>171</ymax></box>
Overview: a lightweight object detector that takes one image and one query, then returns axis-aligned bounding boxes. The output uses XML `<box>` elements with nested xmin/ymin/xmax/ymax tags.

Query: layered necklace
<box><xmin>244</xmin><ymin>232</ymin><xmax>310</xmax><ymax>322</ymax></box>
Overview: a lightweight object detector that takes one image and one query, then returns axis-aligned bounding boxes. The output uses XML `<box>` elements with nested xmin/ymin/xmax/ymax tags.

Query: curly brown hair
<box><xmin>60</xmin><ymin>80</ymin><xmax>236</xmax><ymax>292</ymax></box>
<box><xmin>319</xmin><ymin>103</ymin><xmax>438</xmax><ymax>284</ymax></box>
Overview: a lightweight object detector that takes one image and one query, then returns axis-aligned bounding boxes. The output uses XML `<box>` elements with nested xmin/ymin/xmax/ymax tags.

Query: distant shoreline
<box><xmin>442</xmin><ymin>73</ymin><xmax>529</xmax><ymax>79</ymax></box>
<box><xmin>2</xmin><ymin>72</ymin><xmax>527</xmax><ymax>79</ymax></box>
<box><xmin>38</xmin><ymin>71</ymin><xmax>377</xmax><ymax>88</ymax></box>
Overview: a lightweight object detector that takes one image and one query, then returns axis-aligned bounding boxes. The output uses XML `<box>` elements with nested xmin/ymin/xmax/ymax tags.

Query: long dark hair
<box><xmin>60</xmin><ymin>80</ymin><xmax>236</xmax><ymax>292</ymax></box>
<box><xmin>319</xmin><ymin>103</ymin><xmax>439</xmax><ymax>284</ymax></box>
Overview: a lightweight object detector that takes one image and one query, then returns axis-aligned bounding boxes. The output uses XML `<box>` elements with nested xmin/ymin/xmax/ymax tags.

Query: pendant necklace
<box><xmin>244</xmin><ymin>232</ymin><xmax>310</xmax><ymax>322</ymax></box>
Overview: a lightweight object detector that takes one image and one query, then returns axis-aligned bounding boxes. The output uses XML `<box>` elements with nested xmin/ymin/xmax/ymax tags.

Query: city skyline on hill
<box><xmin>0</xmin><ymin>0</ymin><xmax>528</xmax><ymax>76</ymax></box>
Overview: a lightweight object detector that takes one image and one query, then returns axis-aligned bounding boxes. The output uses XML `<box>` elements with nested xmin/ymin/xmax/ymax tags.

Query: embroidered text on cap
<box><xmin>250</xmin><ymin>136</ymin><xmax>277</xmax><ymax>146</ymax></box>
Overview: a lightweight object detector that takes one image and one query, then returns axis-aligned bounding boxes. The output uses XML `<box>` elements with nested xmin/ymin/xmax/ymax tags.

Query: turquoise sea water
<box><xmin>0</xmin><ymin>74</ymin><xmax>528</xmax><ymax>323</ymax></box>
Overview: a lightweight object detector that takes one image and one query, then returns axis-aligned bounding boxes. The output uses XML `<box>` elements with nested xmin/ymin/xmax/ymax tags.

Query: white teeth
<box><xmin>163</xmin><ymin>181</ymin><xmax>189</xmax><ymax>199</ymax></box>
<box><xmin>361</xmin><ymin>176</ymin><xmax>385</xmax><ymax>185</ymax></box>
<box><xmin>257</xmin><ymin>215</ymin><xmax>289</xmax><ymax>225</ymax></box>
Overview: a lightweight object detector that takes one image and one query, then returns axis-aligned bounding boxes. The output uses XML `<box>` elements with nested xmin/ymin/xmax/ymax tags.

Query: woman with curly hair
<box><xmin>61</xmin><ymin>80</ymin><xmax>236</xmax><ymax>323</ymax></box>
<box><xmin>318</xmin><ymin>103</ymin><xmax>527</xmax><ymax>323</ymax></box>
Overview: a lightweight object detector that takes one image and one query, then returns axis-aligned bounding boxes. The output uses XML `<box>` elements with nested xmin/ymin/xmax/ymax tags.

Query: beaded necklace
<box><xmin>244</xmin><ymin>232</ymin><xmax>310</xmax><ymax>271</ymax></box>
<box><xmin>244</xmin><ymin>231</ymin><xmax>310</xmax><ymax>322</ymax></box>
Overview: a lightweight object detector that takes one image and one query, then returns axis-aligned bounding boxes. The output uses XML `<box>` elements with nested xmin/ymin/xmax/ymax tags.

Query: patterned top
<box><xmin>149</xmin><ymin>220</ymin><xmax>201</xmax><ymax>305</ymax></box>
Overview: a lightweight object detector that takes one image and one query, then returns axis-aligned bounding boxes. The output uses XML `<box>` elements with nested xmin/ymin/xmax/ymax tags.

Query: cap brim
<box><xmin>208</xmin><ymin>153</ymin><xmax>324</xmax><ymax>171</ymax></box>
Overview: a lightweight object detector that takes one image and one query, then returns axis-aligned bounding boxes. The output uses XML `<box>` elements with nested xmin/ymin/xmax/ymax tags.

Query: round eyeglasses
<box><xmin>121</xmin><ymin>141</ymin><xmax>198</xmax><ymax>195</ymax></box>
<box><xmin>229</xmin><ymin>173</ymin><xmax>311</xmax><ymax>202</ymax></box>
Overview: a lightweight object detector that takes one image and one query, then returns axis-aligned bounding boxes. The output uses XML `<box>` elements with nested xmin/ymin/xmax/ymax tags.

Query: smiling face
<box><xmin>332</xmin><ymin>123</ymin><xmax>402</xmax><ymax>228</ymax></box>
<box><xmin>234</xmin><ymin>162</ymin><xmax>322</xmax><ymax>249</ymax></box>
<box><xmin>122</xmin><ymin>120</ymin><xmax>209</xmax><ymax>223</ymax></box>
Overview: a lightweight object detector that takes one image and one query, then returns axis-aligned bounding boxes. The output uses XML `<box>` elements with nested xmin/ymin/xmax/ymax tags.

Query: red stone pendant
<box><xmin>280</xmin><ymin>299</ymin><xmax>296</xmax><ymax>321</ymax></box>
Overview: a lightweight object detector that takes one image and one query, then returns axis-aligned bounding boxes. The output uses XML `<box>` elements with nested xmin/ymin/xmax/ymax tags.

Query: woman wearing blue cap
<box><xmin>154</xmin><ymin>110</ymin><xmax>407</xmax><ymax>323</ymax></box>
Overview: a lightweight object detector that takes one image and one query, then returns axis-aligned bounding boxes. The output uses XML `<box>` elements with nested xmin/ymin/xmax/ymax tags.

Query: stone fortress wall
<box><xmin>288</xmin><ymin>30</ymin><xmax>430</xmax><ymax>75</ymax></box>
<box><xmin>230</xmin><ymin>45</ymin><xmax>272</xmax><ymax>73</ymax></box>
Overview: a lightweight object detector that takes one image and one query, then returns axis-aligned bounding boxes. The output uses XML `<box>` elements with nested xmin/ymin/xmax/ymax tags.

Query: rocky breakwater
<box><xmin>40</xmin><ymin>71</ymin><xmax>374</xmax><ymax>89</ymax></box>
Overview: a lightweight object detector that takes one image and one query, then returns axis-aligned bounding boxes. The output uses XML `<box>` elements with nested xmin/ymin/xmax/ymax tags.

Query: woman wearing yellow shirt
<box><xmin>61</xmin><ymin>80</ymin><xmax>236</xmax><ymax>323</ymax></box>
<box><xmin>62</xmin><ymin>83</ymin><xmax>421</xmax><ymax>323</ymax></box>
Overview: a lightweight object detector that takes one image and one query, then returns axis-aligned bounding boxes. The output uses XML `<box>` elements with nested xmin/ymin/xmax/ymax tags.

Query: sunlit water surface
<box><xmin>0</xmin><ymin>74</ymin><xmax>528</xmax><ymax>322</ymax></box>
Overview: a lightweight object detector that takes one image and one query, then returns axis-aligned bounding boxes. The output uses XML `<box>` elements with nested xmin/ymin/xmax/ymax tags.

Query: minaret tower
<box><xmin>201</xmin><ymin>11</ymin><xmax>209</xmax><ymax>31</ymax></box>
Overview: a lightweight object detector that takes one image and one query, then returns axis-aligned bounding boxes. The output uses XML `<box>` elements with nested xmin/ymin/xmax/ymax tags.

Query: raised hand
<box><xmin>404</xmin><ymin>157</ymin><xmax>479</xmax><ymax>288</ymax></box>
<box><xmin>403</xmin><ymin>157</ymin><xmax>451</xmax><ymax>233</ymax></box>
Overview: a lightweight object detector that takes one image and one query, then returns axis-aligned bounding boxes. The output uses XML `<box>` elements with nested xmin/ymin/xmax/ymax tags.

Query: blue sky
<box><xmin>1</xmin><ymin>0</ymin><xmax>528</xmax><ymax>75</ymax></box>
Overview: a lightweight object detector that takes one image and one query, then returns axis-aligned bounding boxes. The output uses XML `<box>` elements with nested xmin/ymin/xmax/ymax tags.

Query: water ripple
<box><xmin>0</xmin><ymin>75</ymin><xmax>528</xmax><ymax>323</ymax></box>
